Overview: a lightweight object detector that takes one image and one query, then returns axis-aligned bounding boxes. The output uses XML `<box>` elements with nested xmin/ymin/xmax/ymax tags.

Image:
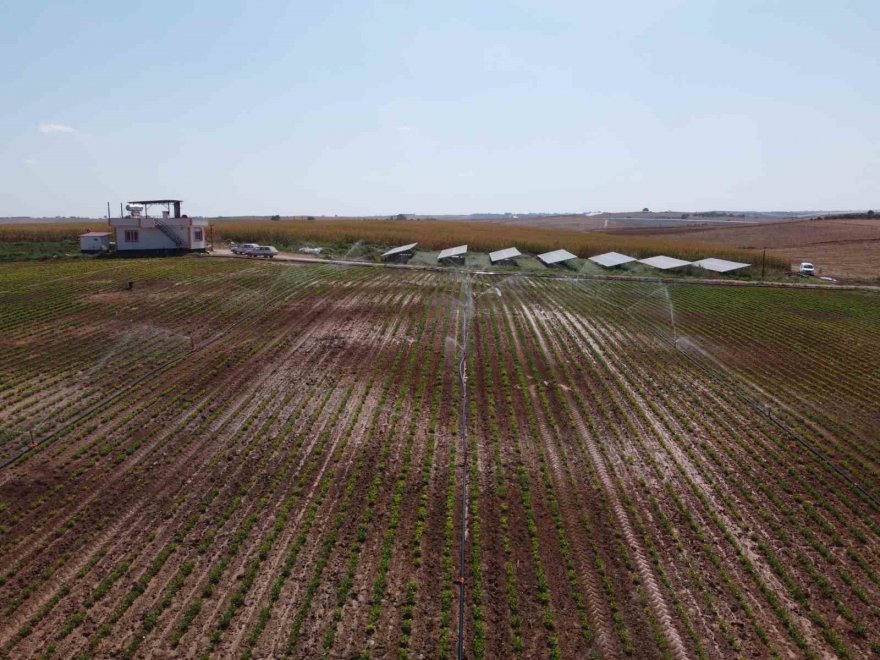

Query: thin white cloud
<box><xmin>457</xmin><ymin>172</ymin><xmax>474</xmax><ymax>178</ymax></box>
<box><xmin>396</xmin><ymin>125</ymin><xmax>414</xmax><ymax>133</ymax></box>
<box><xmin>24</xmin><ymin>158</ymin><xmax>38</xmax><ymax>165</ymax></box>
<box><xmin>38</xmin><ymin>123</ymin><xmax>76</xmax><ymax>134</ymax></box>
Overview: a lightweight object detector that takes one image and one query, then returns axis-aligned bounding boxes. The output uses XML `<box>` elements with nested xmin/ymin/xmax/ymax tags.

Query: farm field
<box><xmin>0</xmin><ymin>219</ymin><xmax>788</xmax><ymax>272</ymax></box>
<box><xmin>607</xmin><ymin>217</ymin><xmax>880</xmax><ymax>281</ymax></box>
<box><xmin>443</xmin><ymin>212</ymin><xmax>784</xmax><ymax>232</ymax></box>
<box><xmin>0</xmin><ymin>257</ymin><xmax>878</xmax><ymax>658</ymax></box>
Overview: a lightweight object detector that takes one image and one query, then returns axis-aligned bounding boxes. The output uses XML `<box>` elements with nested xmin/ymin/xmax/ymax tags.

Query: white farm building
<box><xmin>79</xmin><ymin>231</ymin><xmax>112</xmax><ymax>253</ymax></box>
<box><xmin>109</xmin><ymin>199</ymin><xmax>208</xmax><ymax>253</ymax></box>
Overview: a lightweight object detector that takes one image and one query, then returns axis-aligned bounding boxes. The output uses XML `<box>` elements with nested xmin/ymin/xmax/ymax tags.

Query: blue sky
<box><xmin>2</xmin><ymin>0</ymin><xmax>878</xmax><ymax>217</ymax></box>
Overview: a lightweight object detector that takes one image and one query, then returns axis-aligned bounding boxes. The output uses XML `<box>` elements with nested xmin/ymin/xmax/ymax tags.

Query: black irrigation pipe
<box><xmin>642</xmin><ymin>281</ymin><xmax>880</xmax><ymax>512</ymax></box>
<box><xmin>0</xmin><ymin>277</ymin><xmax>303</xmax><ymax>472</ymax></box>
<box><xmin>456</xmin><ymin>275</ymin><xmax>472</xmax><ymax>660</ymax></box>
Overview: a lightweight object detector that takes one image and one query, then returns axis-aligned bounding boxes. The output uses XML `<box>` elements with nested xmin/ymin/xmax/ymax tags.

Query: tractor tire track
<box><xmin>509</xmin><ymin>297</ymin><xmax>689</xmax><ymax>660</ymax></box>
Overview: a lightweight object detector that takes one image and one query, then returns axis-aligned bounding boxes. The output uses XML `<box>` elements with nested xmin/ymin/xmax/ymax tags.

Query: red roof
<box><xmin>81</xmin><ymin>232</ymin><xmax>112</xmax><ymax>237</ymax></box>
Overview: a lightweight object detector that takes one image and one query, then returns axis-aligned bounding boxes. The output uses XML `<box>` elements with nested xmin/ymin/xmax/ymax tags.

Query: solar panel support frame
<box><xmin>488</xmin><ymin>247</ymin><xmax>522</xmax><ymax>264</ymax></box>
<box><xmin>589</xmin><ymin>251</ymin><xmax>636</xmax><ymax>268</ymax></box>
<box><xmin>537</xmin><ymin>249</ymin><xmax>578</xmax><ymax>266</ymax></box>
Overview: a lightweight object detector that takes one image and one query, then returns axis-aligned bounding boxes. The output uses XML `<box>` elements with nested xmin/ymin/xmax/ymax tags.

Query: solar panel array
<box><xmin>589</xmin><ymin>251</ymin><xmax>636</xmax><ymax>268</ymax></box>
<box><xmin>381</xmin><ymin>242</ymin><xmax>418</xmax><ymax>258</ymax></box>
<box><xmin>375</xmin><ymin>241</ymin><xmax>750</xmax><ymax>274</ymax></box>
<box><xmin>692</xmin><ymin>257</ymin><xmax>750</xmax><ymax>273</ymax></box>
<box><xmin>537</xmin><ymin>249</ymin><xmax>578</xmax><ymax>265</ymax></box>
<box><xmin>637</xmin><ymin>255</ymin><xmax>693</xmax><ymax>270</ymax></box>
<box><xmin>489</xmin><ymin>247</ymin><xmax>522</xmax><ymax>263</ymax></box>
<box><xmin>437</xmin><ymin>244</ymin><xmax>468</xmax><ymax>260</ymax></box>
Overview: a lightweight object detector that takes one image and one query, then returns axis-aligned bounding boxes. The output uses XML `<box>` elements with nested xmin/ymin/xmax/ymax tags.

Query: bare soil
<box><xmin>607</xmin><ymin>217</ymin><xmax>880</xmax><ymax>280</ymax></box>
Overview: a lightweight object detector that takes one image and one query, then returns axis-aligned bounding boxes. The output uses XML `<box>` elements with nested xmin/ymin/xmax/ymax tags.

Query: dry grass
<box><xmin>615</xmin><ymin>217</ymin><xmax>880</xmax><ymax>249</ymax></box>
<box><xmin>0</xmin><ymin>219</ymin><xmax>788</xmax><ymax>270</ymax></box>
<box><xmin>213</xmin><ymin>219</ymin><xmax>784</xmax><ymax>268</ymax></box>
<box><xmin>0</xmin><ymin>223</ymin><xmax>96</xmax><ymax>242</ymax></box>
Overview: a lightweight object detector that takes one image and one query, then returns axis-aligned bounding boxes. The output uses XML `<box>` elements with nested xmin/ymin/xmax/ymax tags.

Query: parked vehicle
<box><xmin>799</xmin><ymin>262</ymin><xmax>816</xmax><ymax>276</ymax></box>
<box><xmin>249</xmin><ymin>245</ymin><xmax>278</xmax><ymax>258</ymax></box>
<box><xmin>232</xmin><ymin>243</ymin><xmax>259</xmax><ymax>255</ymax></box>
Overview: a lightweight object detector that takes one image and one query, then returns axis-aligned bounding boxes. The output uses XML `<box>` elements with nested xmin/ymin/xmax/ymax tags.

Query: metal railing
<box><xmin>154</xmin><ymin>219</ymin><xmax>186</xmax><ymax>248</ymax></box>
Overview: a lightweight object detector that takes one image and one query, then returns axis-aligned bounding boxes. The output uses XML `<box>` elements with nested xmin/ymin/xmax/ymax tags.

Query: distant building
<box><xmin>109</xmin><ymin>200</ymin><xmax>208</xmax><ymax>253</ymax></box>
<box><xmin>79</xmin><ymin>231</ymin><xmax>111</xmax><ymax>253</ymax></box>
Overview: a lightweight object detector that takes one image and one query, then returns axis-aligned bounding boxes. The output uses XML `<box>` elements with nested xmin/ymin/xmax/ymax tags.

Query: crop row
<box><xmin>1</xmin><ymin>265</ymin><xmax>396</xmax><ymax>654</ymax></box>
<box><xmin>515</xmin><ymin>276</ymin><xmax>879</xmax><ymax>656</ymax></box>
<box><xmin>2</xmin><ymin>259</ymin><xmax>877</xmax><ymax>657</ymax></box>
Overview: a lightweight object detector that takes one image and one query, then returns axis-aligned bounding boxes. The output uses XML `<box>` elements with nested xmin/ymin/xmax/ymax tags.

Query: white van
<box><xmin>799</xmin><ymin>262</ymin><xmax>815</xmax><ymax>276</ymax></box>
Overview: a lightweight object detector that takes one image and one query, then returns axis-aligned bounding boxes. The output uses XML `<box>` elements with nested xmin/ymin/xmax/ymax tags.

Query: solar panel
<box><xmin>637</xmin><ymin>255</ymin><xmax>693</xmax><ymax>270</ymax></box>
<box><xmin>489</xmin><ymin>247</ymin><xmax>521</xmax><ymax>263</ymax></box>
<box><xmin>537</xmin><ymin>249</ymin><xmax>578</xmax><ymax>265</ymax></box>
<box><xmin>438</xmin><ymin>245</ymin><xmax>468</xmax><ymax>260</ymax></box>
<box><xmin>381</xmin><ymin>242</ymin><xmax>418</xmax><ymax>257</ymax></box>
<box><xmin>692</xmin><ymin>258</ymin><xmax>750</xmax><ymax>273</ymax></box>
<box><xmin>589</xmin><ymin>251</ymin><xmax>635</xmax><ymax>267</ymax></box>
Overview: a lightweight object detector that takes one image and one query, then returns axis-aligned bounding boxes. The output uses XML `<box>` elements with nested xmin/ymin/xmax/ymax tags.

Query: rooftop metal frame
<box><xmin>126</xmin><ymin>200</ymin><xmax>183</xmax><ymax>218</ymax></box>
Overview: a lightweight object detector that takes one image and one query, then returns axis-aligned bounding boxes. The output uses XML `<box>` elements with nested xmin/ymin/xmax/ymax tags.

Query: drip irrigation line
<box><xmin>456</xmin><ymin>275</ymin><xmax>472</xmax><ymax>660</ymax></box>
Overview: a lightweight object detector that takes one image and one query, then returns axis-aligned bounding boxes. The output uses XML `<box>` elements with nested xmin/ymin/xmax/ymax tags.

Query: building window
<box><xmin>193</xmin><ymin>228</ymin><xmax>203</xmax><ymax>241</ymax></box>
<box><xmin>124</xmin><ymin>230</ymin><xmax>139</xmax><ymax>243</ymax></box>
